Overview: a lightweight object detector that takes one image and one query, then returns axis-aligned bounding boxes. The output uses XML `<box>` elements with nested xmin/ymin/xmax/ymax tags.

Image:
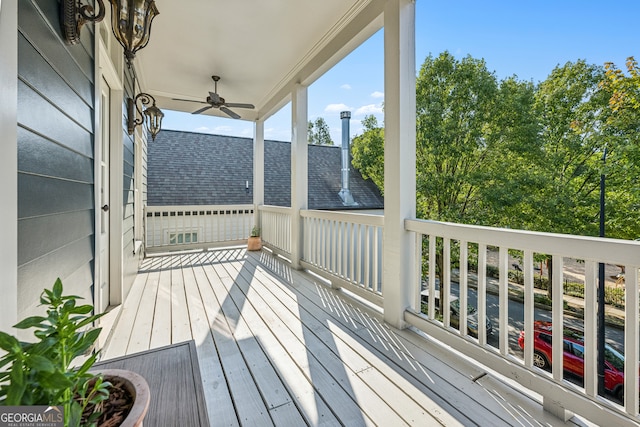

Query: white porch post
<box><xmin>382</xmin><ymin>0</ymin><xmax>416</xmax><ymax>328</ymax></box>
<box><xmin>290</xmin><ymin>84</ymin><xmax>308</xmax><ymax>269</ymax></box>
<box><xmin>253</xmin><ymin>120</ymin><xmax>265</xmax><ymax>227</ymax></box>
<box><xmin>0</xmin><ymin>0</ymin><xmax>18</xmax><ymax>332</ymax></box>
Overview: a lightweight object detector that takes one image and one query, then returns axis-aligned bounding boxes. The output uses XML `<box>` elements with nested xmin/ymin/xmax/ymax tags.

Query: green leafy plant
<box><xmin>0</xmin><ymin>278</ymin><xmax>109</xmax><ymax>426</ymax></box>
<box><xmin>250</xmin><ymin>226</ymin><xmax>261</xmax><ymax>237</ymax></box>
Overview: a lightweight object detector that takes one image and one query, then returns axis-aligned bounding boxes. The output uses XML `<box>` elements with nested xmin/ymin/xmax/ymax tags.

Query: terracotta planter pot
<box><xmin>100</xmin><ymin>369</ymin><xmax>151</xmax><ymax>427</ymax></box>
<box><xmin>247</xmin><ymin>236</ymin><xmax>262</xmax><ymax>251</ymax></box>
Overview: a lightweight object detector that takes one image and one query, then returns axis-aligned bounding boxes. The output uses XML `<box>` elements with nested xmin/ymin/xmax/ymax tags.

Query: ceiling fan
<box><xmin>173</xmin><ymin>75</ymin><xmax>255</xmax><ymax>119</ymax></box>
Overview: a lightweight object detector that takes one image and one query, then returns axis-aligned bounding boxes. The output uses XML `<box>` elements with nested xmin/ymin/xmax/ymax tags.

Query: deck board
<box><xmin>208</xmin><ymin>258</ymin><xmax>343</xmax><ymax>426</ymax></box>
<box><xmin>195</xmin><ymin>257</ymin><xmax>275</xmax><ymax>427</ymax></box>
<box><xmin>103</xmin><ymin>248</ymin><xmax>587</xmax><ymax>427</ymax></box>
<box><xmin>102</xmin><ymin>263</ymin><xmax>149</xmax><ymax>359</ymax></box>
<box><xmin>186</xmin><ymin>255</ymin><xmax>240</xmax><ymax>427</ymax></box>
<box><xmin>222</xmin><ymin>256</ymin><xmax>431</xmax><ymax>426</ymax></box>
<box><xmin>249</xmin><ymin>254</ymin><xmax>503</xmax><ymax>426</ymax></box>
<box><xmin>150</xmin><ymin>256</ymin><xmax>172</xmax><ymax>348</ymax></box>
<box><xmin>247</xmin><ymin>253</ymin><xmax>534</xmax><ymax>426</ymax></box>
<box><xmin>216</xmin><ymin>258</ymin><xmax>383</xmax><ymax>426</ymax></box>
<box><xmin>171</xmin><ymin>255</ymin><xmax>193</xmax><ymax>343</ymax></box>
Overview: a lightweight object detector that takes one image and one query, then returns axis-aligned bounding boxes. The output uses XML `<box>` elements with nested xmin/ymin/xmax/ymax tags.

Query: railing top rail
<box><xmin>301</xmin><ymin>209</ymin><xmax>384</xmax><ymax>226</ymax></box>
<box><xmin>258</xmin><ymin>205</ymin><xmax>293</xmax><ymax>214</ymax></box>
<box><xmin>146</xmin><ymin>204</ymin><xmax>255</xmax><ymax>212</ymax></box>
<box><xmin>406</xmin><ymin>218</ymin><xmax>640</xmax><ymax>266</ymax></box>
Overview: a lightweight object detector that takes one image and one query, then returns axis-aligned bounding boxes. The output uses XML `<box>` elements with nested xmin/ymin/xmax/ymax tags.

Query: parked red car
<box><xmin>518</xmin><ymin>321</ymin><xmax>628</xmax><ymax>400</ymax></box>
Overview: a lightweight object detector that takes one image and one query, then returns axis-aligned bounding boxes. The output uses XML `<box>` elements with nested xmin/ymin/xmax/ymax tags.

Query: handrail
<box><xmin>404</xmin><ymin>217</ymin><xmax>640</xmax><ymax>423</ymax></box>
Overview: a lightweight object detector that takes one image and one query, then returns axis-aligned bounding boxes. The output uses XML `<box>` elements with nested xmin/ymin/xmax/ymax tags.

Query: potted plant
<box><xmin>247</xmin><ymin>226</ymin><xmax>262</xmax><ymax>251</ymax></box>
<box><xmin>0</xmin><ymin>279</ymin><xmax>149</xmax><ymax>426</ymax></box>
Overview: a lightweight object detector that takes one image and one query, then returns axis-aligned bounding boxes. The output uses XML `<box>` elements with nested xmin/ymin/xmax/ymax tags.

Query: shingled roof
<box><xmin>147</xmin><ymin>129</ymin><xmax>384</xmax><ymax>210</ymax></box>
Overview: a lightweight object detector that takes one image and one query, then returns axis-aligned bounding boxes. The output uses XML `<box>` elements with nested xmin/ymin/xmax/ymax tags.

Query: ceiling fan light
<box><xmin>109</xmin><ymin>0</ymin><xmax>159</xmax><ymax>63</ymax></box>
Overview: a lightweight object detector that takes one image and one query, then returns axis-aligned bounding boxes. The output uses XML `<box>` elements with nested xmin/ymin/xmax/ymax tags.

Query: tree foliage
<box><xmin>415</xmin><ymin>52</ymin><xmax>545</xmax><ymax>225</ymax></box>
<box><xmin>350</xmin><ymin>52</ymin><xmax>639</xmax><ymax>241</ymax></box>
<box><xmin>533</xmin><ymin>60</ymin><xmax>612</xmax><ymax>236</ymax></box>
<box><xmin>308</xmin><ymin>117</ymin><xmax>334</xmax><ymax>145</ymax></box>
<box><xmin>351</xmin><ymin>115</ymin><xmax>385</xmax><ymax>193</ymax></box>
<box><xmin>600</xmin><ymin>57</ymin><xmax>640</xmax><ymax>239</ymax></box>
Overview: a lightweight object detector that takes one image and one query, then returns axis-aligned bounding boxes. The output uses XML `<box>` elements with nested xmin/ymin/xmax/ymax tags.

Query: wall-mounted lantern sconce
<box><xmin>109</xmin><ymin>0</ymin><xmax>159</xmax><ymax>66</ymax></box>
<box><xmin>61</xmin><ymin>0</ymin><xmax>159</xmax><ymax>64</ymax></box>
<box><xmin>128</xmin><ymin>93</ymin><xmax>164</xmax><ymax>140</ymax></box>
<box><xmin>61</xmin><ymin>0</ymin><xmax>106</xmax><ymax>45</ymax></box>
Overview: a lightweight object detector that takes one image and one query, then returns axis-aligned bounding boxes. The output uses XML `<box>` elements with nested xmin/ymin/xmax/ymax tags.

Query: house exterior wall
<box><xmin>13</xmin><ymin>0</ymin><xmax>140</xmax><ymax>319</ymax></box>
<box><xmin>17</xmin><ymin>0</ymin><xmax>96</xmax><ymax>319</ymax></box>
<box><xmin>121</xmin><ymin>68</ymin><xmax>138</xmax><ymax>297</ymax></box>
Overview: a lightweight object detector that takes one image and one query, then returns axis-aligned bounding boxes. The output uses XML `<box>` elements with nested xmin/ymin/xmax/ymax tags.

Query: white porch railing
<box><xmin>258</xmin><ymin>205</ymin><xmax>292</xmax><ymax>255</ymax></box>
<box><xmin>405</xmin><ymin>218</ymin><xmax>640</xmax><ymax>425</ymax></box>
<box><xmin>145</xmin><ymin>205</ymin><xmax>254</xmax><ymax>252</ymax></box>
<box><xmin>300</xmin><ymin>209</ymin><xmax>384</xmax><ymax>306</ymax></box>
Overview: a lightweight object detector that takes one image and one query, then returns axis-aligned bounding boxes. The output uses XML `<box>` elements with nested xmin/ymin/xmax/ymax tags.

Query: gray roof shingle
<box><xmin>148</xmin><ymin>130</ymin><xmax>384</xmax><ymax>210</ymax></box>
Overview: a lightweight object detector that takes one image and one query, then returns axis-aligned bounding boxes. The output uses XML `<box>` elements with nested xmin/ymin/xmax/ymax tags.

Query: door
<box><xmin>98</xmin><ymin>77</ymin><xmax>111</xmax><ymax>312</ymax></box>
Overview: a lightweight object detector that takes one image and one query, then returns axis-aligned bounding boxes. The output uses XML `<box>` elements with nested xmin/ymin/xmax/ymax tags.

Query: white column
<box><xmin>0</xmin><ymin>0</ymin><xmax>18</xmax><ymax>332</ymax></box>
<box><xmin>253</xmin><ymin>120</ymin><xmax>265</xmax><ymax>227</ymax></box>
<box><xmin>290</xmin><ymin>84</ymin><xmax>308</xmax><ymax>269</ymax></box>
<box><xmin>382</xmin><ymin>0</ymin><xmax>416</xmax><ymax>328</ymax></box>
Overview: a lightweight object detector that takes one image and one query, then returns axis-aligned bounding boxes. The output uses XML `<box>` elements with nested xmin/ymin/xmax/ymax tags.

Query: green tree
<box><xmin>308</xmin><ymin>117</ymin><xmax>334</xmax><ymax>145</ymax></box>
<box><xmin>600</xmin><ymin>57</ymin><xmax>640</xmax><ymax>240</ymax></box>
<box><xmin>416</xmin><ymin>52</ymin><xmax>500</xmax><ymax>222</ymax></box>
<box><xmin>467</xmin><ymin>76</ymin><xmax>543</xmax><ymax>228</ymax></box>
<box><xmin>415</xmin><ymin>52</ymin><xmax>546</xmax><ymax>305</ymax></box>
<box><xmin>602</xmin><ymin>57</ymin><xmax>640</xmax><ymax>120</ymax></box>
<box><xmin>351</xmin><ymin>115</ymin><xmax>385</xmax><ymax>192</ymax></box>
<box><xmin>533</xmin><ymin>60</ymin><xmax>612</xmax><ymax>236</ymax></box>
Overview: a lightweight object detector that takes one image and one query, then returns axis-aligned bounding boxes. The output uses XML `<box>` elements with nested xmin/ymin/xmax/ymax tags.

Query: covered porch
<box><xmin>103</xmin><ymin>248</ymin><xmax>573</xmax><ymax>426</ymax></box>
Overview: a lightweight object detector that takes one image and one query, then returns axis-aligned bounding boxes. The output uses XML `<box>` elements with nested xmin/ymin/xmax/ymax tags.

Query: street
<box><xmin>446</xmin><ymin>284</ymin><xmax>625</xmax><ymax>356</ymax></box>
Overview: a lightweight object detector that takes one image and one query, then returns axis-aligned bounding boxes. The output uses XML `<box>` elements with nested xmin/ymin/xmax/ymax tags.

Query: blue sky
<box><xmin>162</xmin><ymin>0</ymin><xmax>640</xmax><ymax>143</ymax></box>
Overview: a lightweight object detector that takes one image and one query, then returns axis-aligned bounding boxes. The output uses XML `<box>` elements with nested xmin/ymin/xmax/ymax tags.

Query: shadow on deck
<box><xmin>102</xmin><ymin>247</ymin><xmax>592</xmax><ymax>426</ymax></box>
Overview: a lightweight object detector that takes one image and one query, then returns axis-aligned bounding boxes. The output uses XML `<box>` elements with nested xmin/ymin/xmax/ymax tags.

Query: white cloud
<box><xmin>371</xmin><ymin>91</ymin><xmax>384</xmax><ymax>99</ymax></box>
<box><xmin>264</xmin><ymin>127</ymin><xmax>291</xmax><ymax>141</ymax></box>
<box><xmin>355</xmin><ymin>103</ymin><xmax>383</xmax><ymax>116</ymax></box>
<box><xmin>214</xmin><ymin>125</ymin><xmax>233</xmax><ymax>132</ymax></box>
<box><xmin>194</xmin><ymin>126</ymin><xmax>211</xmax><ymax>132</ymax></box>
<box><xmin>341</xmin><ymin>84</ymin><xmax>352</xmax><ymax>90</ymax></box>
<box><xmin>325</xmin><ymin>103</ymin><xmax>351</xmax><ymax>113</ymax></box>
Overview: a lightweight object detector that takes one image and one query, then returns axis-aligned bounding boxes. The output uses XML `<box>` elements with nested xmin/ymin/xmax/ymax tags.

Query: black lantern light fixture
<box><xmin>128</xmin><ymin>92</ymin><xmax>164</xmax><ymax>140</ymax></box>
<box><xmin>62</xmin><ymin>1</ymin><xmax>159</xmax><ymax>64</ymax></box>
<box><xmin>60</xmin><ymin>0</ymin><xmax>106</xmax><ymax>45</ymax></box>
<box><xmin>109</xmin><ymin>0</ymin><xmax>160</xmax><ymax>66</ymax></box>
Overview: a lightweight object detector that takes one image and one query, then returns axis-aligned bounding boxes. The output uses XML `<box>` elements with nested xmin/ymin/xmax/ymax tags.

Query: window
<box><xmin>571</xmin><ymin>343</ymin><xmax>584</xmax><ymax>359</ymax></box>
<box><xmin>169</xmin><ymin>231</ymin><xmax>198</xmax><ymax>245</ymax></box>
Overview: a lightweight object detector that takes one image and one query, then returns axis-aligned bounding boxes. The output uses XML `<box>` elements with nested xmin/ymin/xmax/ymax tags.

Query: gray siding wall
<box><xmin>17</xmin><ymin>0</ymin><xmax>95</xmax><ymax>317</ymax></box>
<box><xmin>122</xmin><ymin>68</ymin><xmax>138</xmax><ymax>296</ymax></box>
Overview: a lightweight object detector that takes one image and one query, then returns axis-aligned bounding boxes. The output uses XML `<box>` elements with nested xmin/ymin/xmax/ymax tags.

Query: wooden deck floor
<box><xmin>102</xmin><ymin>248</ymin><xmax>589</xmax><ymax>426</ymax></box>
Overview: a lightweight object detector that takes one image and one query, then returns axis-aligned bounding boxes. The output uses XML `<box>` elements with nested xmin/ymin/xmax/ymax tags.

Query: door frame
<box><xmin>95</xmin><ymin>33</ymin><xmax>124</xmax><ymax>312</ymax></box>
<box><xmin>0</xmin><ymin>0</ymin><xmax>18</xmax><ymax>332</ymax></box>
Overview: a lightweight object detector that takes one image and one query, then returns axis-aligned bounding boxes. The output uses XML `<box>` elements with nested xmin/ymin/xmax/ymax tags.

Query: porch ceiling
<box><xmin>134</xmin><ymin>0</ymin><xmax>384</xmax><ymax>122</ymax></box>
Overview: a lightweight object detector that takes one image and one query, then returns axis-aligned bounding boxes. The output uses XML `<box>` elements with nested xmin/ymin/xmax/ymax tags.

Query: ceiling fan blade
<box><xmin>192</xmin><ymin>105</ymin><xmax>214</xmax><ymax>114</ymax></box>
<box><xmin>173</xmin><ymin>98</ymin><xmax>208</xmax><ymax>104</ymax></box>
<box><xmin>209</xmin><ymin>92</ymin><xmax>221</xmax><ymax>104</ymax></box>
<box><xmin>220</xmin><ymin>106</ymin><xmax>241</xmax><ymax>119</ymax></box>
<box><xmin>224</xmin><ymin>103</ymin><xmax>255</xmax><ymax>109</ymax></box>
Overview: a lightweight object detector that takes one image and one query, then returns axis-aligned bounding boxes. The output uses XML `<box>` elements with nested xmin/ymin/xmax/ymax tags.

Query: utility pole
<box><xmin>597</xmin><ymin>147</ymin><xmax>607</xmax><ymax>396</ymax></box>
